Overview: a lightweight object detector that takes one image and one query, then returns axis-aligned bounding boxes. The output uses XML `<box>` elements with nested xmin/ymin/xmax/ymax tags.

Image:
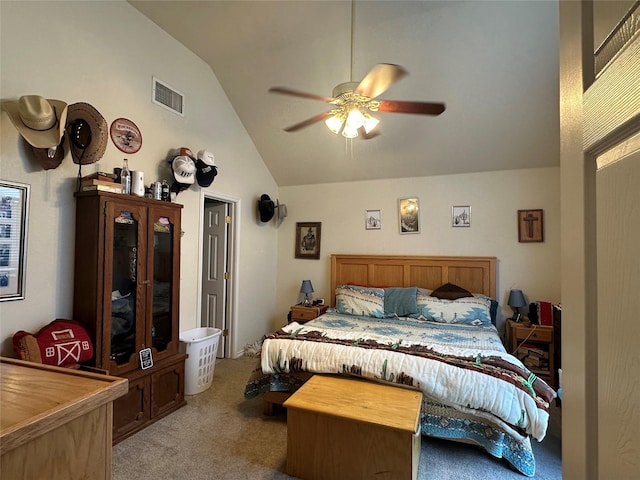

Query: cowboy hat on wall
<box><xmin>2</xmin><ymin>95</ymin><xmax>68</xmax><ymax>170</ymax></box>
<box><xmin>66</xmin><ymin>102</ymin><xmax>108</xmax><ymax>166</ymax></box>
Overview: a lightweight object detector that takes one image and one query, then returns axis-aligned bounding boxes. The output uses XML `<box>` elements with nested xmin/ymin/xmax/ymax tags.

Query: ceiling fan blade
<box><xmin>377</xmin><ymin>100</ymin><xmax>446</xmax><ymax>116</ymax></box>
<box><xmin>355</xmin><ymin>64</ymin><xmax>407</xmax><ymax>99</ymax></box>
<box><xmin>269</xmin><ymin>86</ymin><xmax>334</xmax><ymax>103</ymax></box>
<box><xmin>282</xmin><ymin>111</ymin><xmax>334</xmax><ymax>132</ymax></box>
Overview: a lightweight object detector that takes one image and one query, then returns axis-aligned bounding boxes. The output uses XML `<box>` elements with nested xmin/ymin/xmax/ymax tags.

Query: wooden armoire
<box><xmin>73</xmin><ymin>190</ymin><xmax>186</xmax><ymax>443</ymax></box>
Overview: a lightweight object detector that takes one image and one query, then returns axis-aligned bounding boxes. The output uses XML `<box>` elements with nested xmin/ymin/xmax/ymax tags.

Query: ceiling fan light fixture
<box><xmin>269</xmin><ymin>4</ymin><xmax>446</xmax><ymax>137</ymax></box>
<box><xmin>342</xmin><ymin>123</ymin><xmax>359</xmax><ymax>138</ymax></box>
<box><xmin>345</xmin><ymin>108</ymin><xmax>366</xmax><ymax>129</ymax></box>
<box><xmin>363</xmin><ymin>113</ymin><xmax>379</xmax><ymax>134</ymax></box>
<box><xmin>325</xmin><ymin>113</ymin><xmax>345</xmax><ymax>134</ymax></box>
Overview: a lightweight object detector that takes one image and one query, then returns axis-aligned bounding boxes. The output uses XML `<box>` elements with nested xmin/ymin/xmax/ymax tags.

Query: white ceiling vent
<box><xmin>152</xmin><ymin>77</ymin><xmax>184</xmax><ymax>116</ymax></box>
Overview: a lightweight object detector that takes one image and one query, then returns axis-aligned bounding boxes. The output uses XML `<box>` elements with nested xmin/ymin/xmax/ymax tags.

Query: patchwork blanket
<box><xmin>259</xmin><ymin>311</ymin><xmax>555</xmax><ymax>441</ymax></box>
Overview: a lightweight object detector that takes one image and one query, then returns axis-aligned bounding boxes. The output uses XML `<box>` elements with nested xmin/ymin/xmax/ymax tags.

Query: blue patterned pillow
<box><xmin>335</xmin><ymin>285</ymin><xmax>385</xmax><ymax>318</ymax></box>
<box><xmin>415</xmin><ymin>295</ymin><xmax>493</xmax><ymax>326</ymax></box>
<box><xmin>384</xmin><ymin>287</ymin><xmax>418</xmax><ymax>317</ymax></box>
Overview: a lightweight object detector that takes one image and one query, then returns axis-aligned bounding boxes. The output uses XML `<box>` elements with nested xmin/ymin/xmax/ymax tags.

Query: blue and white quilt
<box><xmin>260</xmin><ymin>311</ymin><xmax>555</xmax><ymax>442</ymax></box>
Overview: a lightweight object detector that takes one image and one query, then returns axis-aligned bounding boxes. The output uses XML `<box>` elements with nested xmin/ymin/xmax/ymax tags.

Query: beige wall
<box><xmin>274</xmin><ymin>166</ymin><xmax>560</xmax><ymax>336</ymax></box>
<box><xmin>0</xmin><ymin>1</ymin><xmax>278</xmax><ymax>357</ymax></box>
<box><xmin>0</xmin><ymin>1</ymin><xmax>562</xmax><ymax>363</ymax></box>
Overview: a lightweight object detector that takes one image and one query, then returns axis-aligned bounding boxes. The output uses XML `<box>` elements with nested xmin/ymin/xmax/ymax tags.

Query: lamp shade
<box><xmin>300</xmin><ymin>280</ymin><xmax>314</xmax><ymax>294</ymax></box>
<box><xmin>507</xmin><ymin>289</ymin><xmax>526</xmax><ymax>308</ymax></box>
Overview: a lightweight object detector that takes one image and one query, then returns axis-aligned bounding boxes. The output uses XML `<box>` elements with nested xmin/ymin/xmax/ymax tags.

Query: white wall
<box><xmin>275</xmin><ymin>167</ymin><xmax>560</xmax><ymax>336</ymax></box>
<box><xmin>0</xmin><ymin>1</ymin><xmax>278</xmax><ymax>357</ymax></box>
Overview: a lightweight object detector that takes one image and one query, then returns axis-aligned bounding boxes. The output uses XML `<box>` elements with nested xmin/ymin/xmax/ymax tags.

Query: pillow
<box><xmin>415</xmin><ymin>295</ymin><xmax>493</xmax><ymax>326</ymax></box>
<box><xmin>431</xmin><ymin>283</ymin><xmax>473</xmax><ymax>300</ymax></box>
<box><xmin>335</xmin><ymin>285</ymin><xmax>385</xmax><ymax>318</ymax></box>
<box><xmin>384</xmin><ymin>287</ymin><xmax>418</xmax><ymax>317</ymax></box>
<box><xmin>13</xmin><ymin>319</ymin><xmax>94</xmax><ymax>368</ymax></box>
<box><xmin>474</xmin><ymin>293</ymin><xmax>499</xmax><ymax>325</ymax></box>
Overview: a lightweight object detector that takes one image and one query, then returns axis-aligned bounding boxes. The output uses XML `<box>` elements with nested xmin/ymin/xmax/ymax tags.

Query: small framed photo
<box><xmin>452</xmin><ymin>206</ymin><xmax>471</xmax><ymax>227</ymax></box>
<box><xmin>0</xmin><ymin>180</ymin><xmax>30</xmax><ymax>302</ymax></box>
<box><xmin>295</xmin><ymin>222</ymin><xmax>321</xmax><ymax>259</ymax></box>
<box><xmin>139</xmin><ymin>347</ymin><xmax>154</xmax><ymax>370</ymax></box>
<box><xmin>365</xmin><ymin>210</ymin><xmax>381</xmax><ymax>230</ymax></box>
<box><xmin>518</xmin><ymin>209</ymin><xmax>544</xmax><ymax>242</ymax></box>
<box><xmin>398</xmin><ymin>198</ymin><xmax>420</xmax><ymax>234</ymax></box>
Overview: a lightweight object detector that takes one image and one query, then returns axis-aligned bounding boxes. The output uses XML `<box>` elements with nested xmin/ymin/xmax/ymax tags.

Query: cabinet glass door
<box><xmin>109</xmin><ymin>206</ymin><xmax>145</xmax><ymax>369</ymax></box>
<box><xmin>149</xmin><ymin>206</ymin><xmax>180</xmax><ymax>358</ymax></box>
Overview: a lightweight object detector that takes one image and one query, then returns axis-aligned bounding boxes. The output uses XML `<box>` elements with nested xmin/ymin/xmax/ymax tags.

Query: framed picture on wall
<box><xmin>0</xmin><ymin>180</ymin><xmax>30</xmax><ymax>302</ymax></box>
<box><xmin>295</xmin><ymin>222</ymin><xmax>321</xmax><ymax>259</ymax></box>
<box><xmin>365</xmin><ymin>210</ymin><xmax>381</xmax><ymax>230</ymax></box>
<box><xmin>452</xmin><ymin>206</ymin><xmax>471</xmax><ymax>227</ymax></box>
<box><xmin>518</xmin><ymin>209</ymin><xmax>544</xmax><ymax>242</ymax></box>
<box><xmin>398</xmin><ymin>197</ymin><xmax>420</xmax><ymax>234</ymax></box>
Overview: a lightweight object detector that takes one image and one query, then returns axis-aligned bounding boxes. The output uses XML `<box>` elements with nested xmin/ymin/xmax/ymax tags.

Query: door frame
<box><xmin>560</xmin><ymin>2</ymin><xmax>640</xmax><ymax>478</ymax></box>
<box><xmin>197</xmin><ymin>190</ymin><xmax>241</xmax><ymax>359</ymax></box>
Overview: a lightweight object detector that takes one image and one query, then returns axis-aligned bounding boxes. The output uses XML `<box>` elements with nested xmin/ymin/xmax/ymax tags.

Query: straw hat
<box><xmin>66</xmin><ymin>102</ymin><xmax>108</xmax><ymax>164</ymax></box>
<box><xmin>3</xmin><ymin>95</ymin><xmax>68</xmax><ymax>149</ymax></box>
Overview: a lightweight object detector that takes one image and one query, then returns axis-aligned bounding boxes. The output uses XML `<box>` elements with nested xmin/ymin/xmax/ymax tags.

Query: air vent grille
<box><xmin>152</xmin><ymin>77</ymin><xmax>184</xmax><ymax>116</ymax></box>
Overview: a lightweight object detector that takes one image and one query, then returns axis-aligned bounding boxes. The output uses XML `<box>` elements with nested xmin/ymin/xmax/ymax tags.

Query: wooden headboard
<box><xmin>330</xmin><ymin>254</ymin><xmax>497</xmax><ymax>306</ymax></box>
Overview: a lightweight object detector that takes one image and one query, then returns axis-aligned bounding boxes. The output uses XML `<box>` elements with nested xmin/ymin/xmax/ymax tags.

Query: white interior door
<box><xmin>595</xmin><ymin>141</ymin><xmax>640</xmax><ymax>477</ymax></box>
<box><xmin>201</xmin><ymin>200</ymin><xmax>228</xmax><ymax>358</ymax></box>
<box><xmin>584</xmin><ymin>11</ymin><xmax>640</xmax><ymax>479</ymax></box>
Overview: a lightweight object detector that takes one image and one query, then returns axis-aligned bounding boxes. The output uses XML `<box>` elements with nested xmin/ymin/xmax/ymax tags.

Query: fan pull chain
<box><xmin>345</xmin><ymin>137</ymin><xmax>355</xmax><ymax>159</ymax></box>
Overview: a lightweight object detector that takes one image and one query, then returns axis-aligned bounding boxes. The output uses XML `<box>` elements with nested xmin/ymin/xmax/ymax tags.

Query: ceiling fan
<box><xmin>269</xmin><ymin>1</ymin><xmax>446</xmax><ymax>139</ymax></box>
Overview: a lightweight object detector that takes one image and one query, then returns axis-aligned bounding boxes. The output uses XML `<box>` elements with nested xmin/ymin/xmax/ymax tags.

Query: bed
<box><xmin>244</xmin><ymin>254</ymin><xmax>556</xmax><ymax>476</ymax></box>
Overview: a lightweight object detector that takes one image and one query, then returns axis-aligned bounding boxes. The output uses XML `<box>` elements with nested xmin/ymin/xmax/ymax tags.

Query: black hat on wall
<box><xmin>258</xmin><ymin>194</ymin><xmax>275</xmax><ymax>223</ymax></box>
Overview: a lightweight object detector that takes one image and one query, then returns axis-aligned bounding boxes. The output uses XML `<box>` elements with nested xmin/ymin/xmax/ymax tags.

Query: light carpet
<box><xmin>112</xmin><ymin>356</ymin><xmax>562</xmax><ymax>479</ymax></box>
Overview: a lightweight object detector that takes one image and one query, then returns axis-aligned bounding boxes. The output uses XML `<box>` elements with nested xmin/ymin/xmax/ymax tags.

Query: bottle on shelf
<box><xmin>161</xmin><ymin>180</ymin><xmax>170</xmax><ymax>201</ymax></box>
<box><xmin>121</xmin><ymin>158</ymin><xmax>131</xmax><ymax>194</ymax></box>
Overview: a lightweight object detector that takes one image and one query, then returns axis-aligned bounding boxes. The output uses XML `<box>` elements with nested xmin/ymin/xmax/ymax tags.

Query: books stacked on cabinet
<box><xmin>80</xmin><ymin>172</ymin><xmax>122</xmax><ymax>193</ymax></box>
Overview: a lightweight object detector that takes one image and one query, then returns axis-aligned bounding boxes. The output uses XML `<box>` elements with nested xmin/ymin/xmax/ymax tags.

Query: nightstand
<box><xmin>289</xmin><ymin>304</ymin><xmax>330</xmax><ymax>324</ymax></box>
<box><xmin>507</xmin><ymin>319</ymin><xmax>555</xmax><ymax>388</ymax></box>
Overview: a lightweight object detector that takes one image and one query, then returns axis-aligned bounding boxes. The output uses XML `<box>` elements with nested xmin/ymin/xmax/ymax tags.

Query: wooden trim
<box><xmin>330</xmin><ymin>254</ymin><xmax>497</xmax><ymax>306</ymax></box>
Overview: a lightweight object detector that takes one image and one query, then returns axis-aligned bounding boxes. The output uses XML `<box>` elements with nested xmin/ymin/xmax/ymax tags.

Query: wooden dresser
<box><xmin>0</xmin><ymin>358</ymin><xmax>128</xmax><ymax>480</ymax></box>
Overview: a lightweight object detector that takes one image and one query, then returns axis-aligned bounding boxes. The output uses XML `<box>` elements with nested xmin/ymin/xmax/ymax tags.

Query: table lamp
<box><xmin>300</xmin><ymin>280</ymin><xmax>314</xmax><ymax>306</ymax></box>
<box><xmin>508</xmin><ymin>289</ymin><xmax>526</xmax><ymax>322</ymax></box>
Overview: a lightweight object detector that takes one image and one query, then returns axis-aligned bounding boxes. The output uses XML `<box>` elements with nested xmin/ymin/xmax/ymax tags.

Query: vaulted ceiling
<box><xmin>129</xmin><ymin>0</ymin><xmax>560</xmax><ymax>186</ymax></box>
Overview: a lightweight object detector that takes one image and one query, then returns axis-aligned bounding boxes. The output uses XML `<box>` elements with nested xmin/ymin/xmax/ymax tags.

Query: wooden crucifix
<box><xmin>518</xmin><ymin>209</ymin><xmax>544</xmax><ymax>242</ymax></box>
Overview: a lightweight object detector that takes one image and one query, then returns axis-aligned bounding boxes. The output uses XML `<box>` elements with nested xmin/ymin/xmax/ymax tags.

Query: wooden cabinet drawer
<box><xmin>291</xmin><ymin>308</ymin><xmax>319</xmax><ymax>321</ymax></box>
<box><xmin>513</xmin><ymin>326</ymin><xmax>553</xmax><ymax>343</ymax></box>
<box><xmin>290</xmin><ymin>305</ymin><xmax>329</xmax><ymax>323</ymax></box>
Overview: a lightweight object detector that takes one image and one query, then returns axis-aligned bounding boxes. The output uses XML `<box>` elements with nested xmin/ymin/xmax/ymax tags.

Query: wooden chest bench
<box><xmin>283</xmin><ymin>375</ymin><xmax>423</xmax><ymax>480</ymax></box>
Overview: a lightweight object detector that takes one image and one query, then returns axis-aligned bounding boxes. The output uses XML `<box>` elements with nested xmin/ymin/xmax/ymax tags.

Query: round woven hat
<box><xmin>66</xmin><ymin>102</ymin><xmax>108</xmax><ymax>164</ymax></box>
